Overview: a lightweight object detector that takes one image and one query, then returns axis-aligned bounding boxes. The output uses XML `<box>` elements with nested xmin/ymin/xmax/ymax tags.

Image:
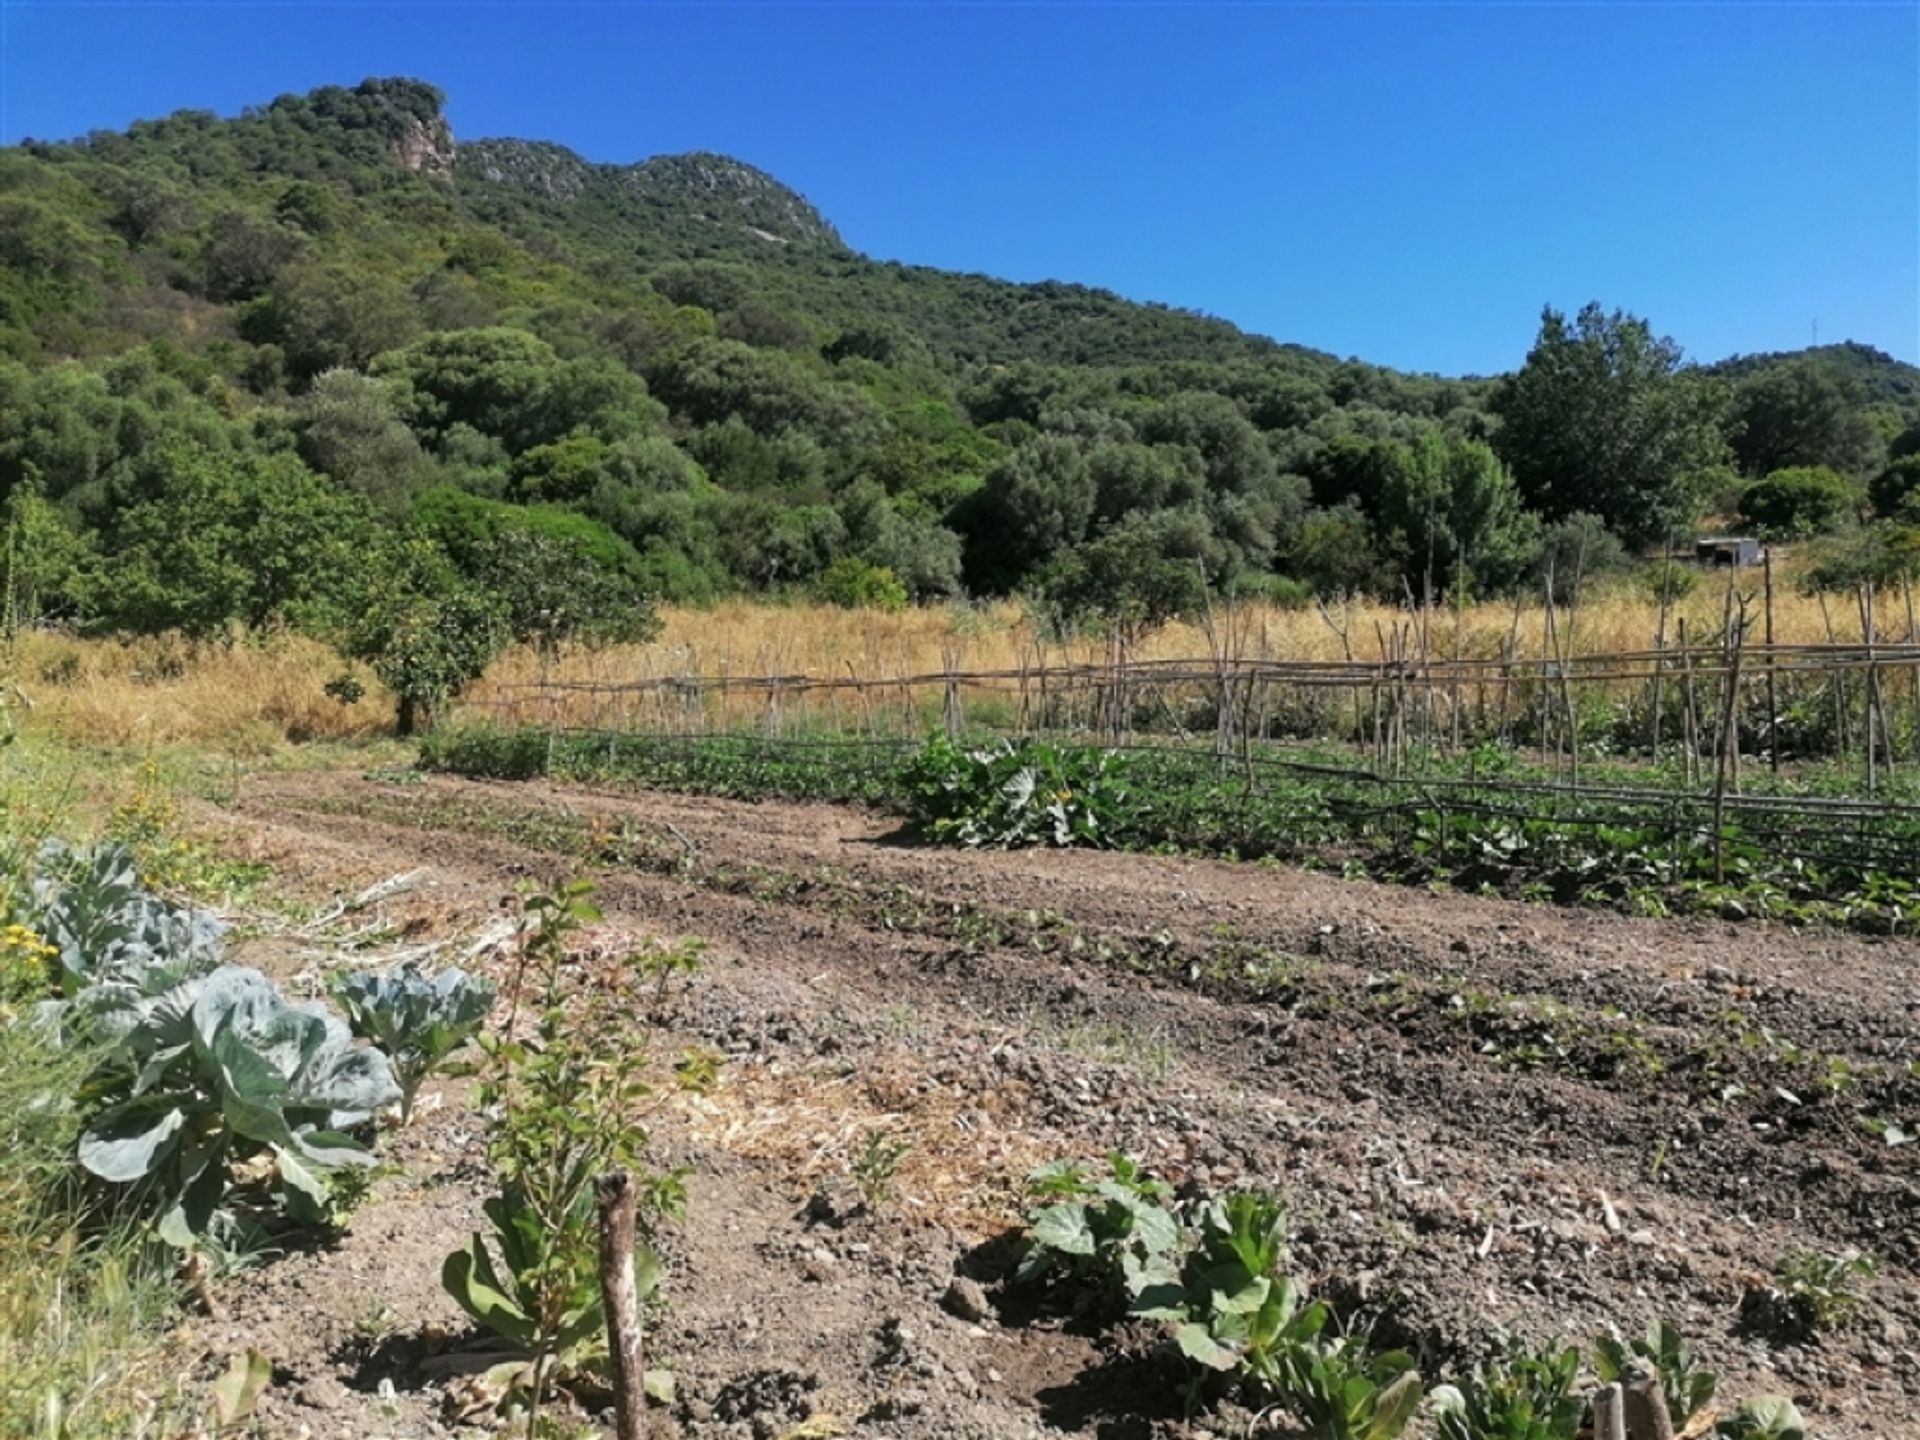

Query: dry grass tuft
<box><xmin>6</xmin><ymin>555</ymin><xmax>1899</xmax><ymax>754</ymax></box>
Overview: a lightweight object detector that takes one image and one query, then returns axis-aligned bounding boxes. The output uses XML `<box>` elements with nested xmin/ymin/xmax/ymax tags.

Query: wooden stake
<box><xmin>1622</xmin><ymin>1363</ymin><xmax>1676</xmax><ymax>1440</ymax></box>
<box><xmin>1652</xmin><ymin>533</ymin><xmax>1676</xmax><ymax>765</ymax></box>
<box><xmin>1763</xmin><ymin>546</ymin><xmax>1779</xmax><ymax>774</ymax></box>
<box><xmin>596</xmin><ymin>1170</ymin><xmax>648</xmax><ymax>1440</ymax></box>
<box><xmin>1592</xmin><ymin>1383</ymin><xmax>1628</xmax><ymax>1440</ymax></box>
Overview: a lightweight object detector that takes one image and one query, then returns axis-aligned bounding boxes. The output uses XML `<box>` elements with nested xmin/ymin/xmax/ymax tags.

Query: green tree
<box><xmin>1036</xmin><ymin>510</ymin><xmax>1212</xmax><ymax>647</ymax></box>
<box><xmin>81</xmin><ymin>444</ymin><xmax>374</xmax><ymax>637</ymax></box>
<box><xmin>836</xmin><ymin>479</ymin><xmax>963</xmax><ymax>599</ymax></box>
<box><xmin>199</xmin><ymin>209</ymin><xmax>306</xmax><ymax>302</ymax></box>
<box><xmin>469</xmin><ymin>529</ymin><xmax>662</xmax><ymax>656</ymax></box>
<box><xmin>1868</xmin><ymin>454</ymin><xmax>1920</xmax><ymax>519</ymax></box>
<box><xmin>0</xmin><ymin>486</ymin><xmax>93</xmax><ymax>623</ymax></box>
<box><xmin>1287</xmin><ymin>503</ymin><xmax>1392</xmax><ymax>596</ymax></box>
<box><xmin>1531</xmin><ymin>513</ymin><xmax>1631</xmax><ymax>605</ymax></box>
<box><xmin>1493</xmin><ymin>303</ymin><xmax>1727</xmax><ymax>545</ymax></box>
<box><xmin>296</xmin><ymin>367</ymin><xmax>435</xmax><ymax>507</ymax></box>
<box><xmin>249</xmin><ymin>264</ymin><xmax>420</xmax><ymax>379</ymax></box>
<box><xmin>338</xmin><ymin>538</ymin><xmax>503</xmax><ymax>736</ymax></box>
<box><xmin>1375</xmin><ymin>434</ymin><xmax>1536</xmax><ymax>597</ymax></box>
<box><xmin>373</xmin><ymin>328</ymin><xmax>662</xmax><ymax>455</ymax></box>
<box><xmin>1799</xmin><ymin>524</ymin><xmax>1920</xmax><ymax>595</ymax></box>
<box><xmin>961</xmin><ymin>436</ymin><xmax>1096</xmax><ymax>591</ymax></box>
<box><xmin>1729</xmin><ymin>359</ymin><xmax>1881</xmax><ymax>478</ymax></box>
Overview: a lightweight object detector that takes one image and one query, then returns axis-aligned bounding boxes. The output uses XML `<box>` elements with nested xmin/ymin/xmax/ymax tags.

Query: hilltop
<box><xmin>1</xmin><ymin>76</ymin><xmax>1915</xmax><ymax>656</ymax></box>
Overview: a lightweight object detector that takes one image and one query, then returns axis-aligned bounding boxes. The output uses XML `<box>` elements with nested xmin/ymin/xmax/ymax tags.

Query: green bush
<box><xmin>811</xmin><ymin>555</ymin><xmax>908</xmax><ymax>612</ymax></box>
<box><xmin>1869</xmin><ymin>454</ymin><xmax>1920</xmax><ymax>518</ymax></box>
<box><xmin>1737</xmin><ymin>466</ymin><xmax>1859</xmax><ymax>539</ymax></box>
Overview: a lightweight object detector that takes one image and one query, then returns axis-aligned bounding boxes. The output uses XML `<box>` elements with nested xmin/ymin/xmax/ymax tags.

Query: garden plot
<box><xmin>161</xmin><ymin>768</ymin><xmax>1920</xmax><ymax>1439</ymax></box>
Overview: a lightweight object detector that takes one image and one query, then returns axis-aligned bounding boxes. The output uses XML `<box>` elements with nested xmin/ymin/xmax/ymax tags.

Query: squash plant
<box><xmin>1132</xmin><ymin>1191</ymin><xmax>1330</xmax><ymax>1394</ymax></box>
<box><xmin>903</xmin><ymin>735</ymin><xmax>1133</xmax><ymax>849</ymax></box>
<box><xmin>1016</xmin><ymin>1152</ymin><xmax>1184</xmax><ymax>1296</ymax></box>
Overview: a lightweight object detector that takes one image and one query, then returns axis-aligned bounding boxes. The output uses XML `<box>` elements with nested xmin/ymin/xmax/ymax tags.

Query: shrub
<box><xmin>1737</xmin><ymin>466</ymin><xmax>1859</xmax><ymax>539</ymax></box>
<box><xmin>1868</xmin><ymin>454</ymin><xmax>1920</xmax><ymax>518</ymax></box>
<box><xmin>811</xmin><ymin>555</ymin><xmax>908</xmax><ymax>612</ymax></box>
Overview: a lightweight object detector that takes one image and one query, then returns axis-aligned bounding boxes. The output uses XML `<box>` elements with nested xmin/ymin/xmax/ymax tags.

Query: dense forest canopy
<box><xmin>3</xmin><ymin>77</ymin><xmax>1918</xmax><ymax>719</ymax></box>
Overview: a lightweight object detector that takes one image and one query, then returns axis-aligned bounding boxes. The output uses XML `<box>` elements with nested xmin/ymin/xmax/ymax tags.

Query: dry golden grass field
<box><xmin>9</xmin><ymin>558</ymin><xmax>1909</xmax><ymax>751</ymax></box>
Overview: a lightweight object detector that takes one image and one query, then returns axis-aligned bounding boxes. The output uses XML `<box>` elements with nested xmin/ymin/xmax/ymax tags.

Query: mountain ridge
<box><xmin>15</xmin><ymin>75</ymin><xmax>1913</xmax><ymax>384</ymax></box>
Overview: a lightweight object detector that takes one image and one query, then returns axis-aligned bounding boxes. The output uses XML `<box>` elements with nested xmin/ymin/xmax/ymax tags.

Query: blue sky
<box><xmin>2</xmin><ymin>1</ymin><xmax>1915</xmax><ymax>376</ymax></box>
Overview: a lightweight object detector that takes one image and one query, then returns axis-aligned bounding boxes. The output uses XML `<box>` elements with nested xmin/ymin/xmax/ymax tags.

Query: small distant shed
<box><xmin>1694</xmin><ymin>536</ymin><xmax>1765</xmax><ymax>568</ymax></box>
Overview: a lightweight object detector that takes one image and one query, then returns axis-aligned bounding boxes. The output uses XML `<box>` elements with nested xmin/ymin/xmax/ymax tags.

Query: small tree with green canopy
<box><xmin>346</xmin><ymin>498</ymin><xmax>663</xmax><ymax>733</ymax></box>
<box><xmin>338</xmin><ymin>538</ymin><xmax>502</xmax><ymax>737</ymax></box>
<box><xmin>1493</xmin><ymin>302</ymin><xmax>1727</xmax><ymax>546</ymax></box>
<box><xmin>1868</xmin><ymin>454</ymin><xmax>1920</xmax><ymax>519</ymax></box>
<box><xmin>1288</xmin><ymin>503</ymin><xmax>1392</xmax><ymax>597</ymax></box>
<box><xmin>296</xmin><ymin>367</ymin><xmax>435</xmax><ymax>508</ymax></box>
<box><xmin>1375</xmin><ymin>433</ymin><xmax>1536</xmax><ymax>598</ymax></box>
<box><xmin>961</xmin><ymin>436</ymin><xmax>1095</xmax><ymax>591</ymax></box>
<box><xmin>1531</xmin><ymin>513</ymin><xmax>1631</xmax><ymax>605</ymax></box>
<box><xmin>81</xmin><ymin>443</ymin><xmax>376</xmax><ymax>638</ymax></box>
<box><xmin>1035</xmin><ymin>510</ymin><xmax>1212</xmax><ymax>648</ymax></box>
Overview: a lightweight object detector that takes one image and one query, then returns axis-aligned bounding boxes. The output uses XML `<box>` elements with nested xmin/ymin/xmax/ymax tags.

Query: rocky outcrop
<box><xmin>456</xmin><ymin>139</ymin><xmax>842</xmax><ymax>249</ymax></box>
<box><xmin>390</xmin><ymin>115</ymin><xmax>455</xmax><ymax>177</ymax></box>
<box><xmin>616</xmin><ymin>152</ymin><xmax>840</xmax><ymax>248</ymax></box>
<box><xmin>458</xmin><ymin>139</ymin><xmax>593</xmax><ymax>201</ymax></box>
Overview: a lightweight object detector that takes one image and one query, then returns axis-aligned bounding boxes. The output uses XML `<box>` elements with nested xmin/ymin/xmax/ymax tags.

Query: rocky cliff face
<box><xmin>390</xmin><ymin>114</ymin><xmax>456</xmax><ymax>176</ymax></box>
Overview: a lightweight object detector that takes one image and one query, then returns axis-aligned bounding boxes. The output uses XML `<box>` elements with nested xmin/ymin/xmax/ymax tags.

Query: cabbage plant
<box><xmin>331</xmin><ymin>961</ymin><xmax>496</xmax><ymax>1121</ymax></box>
<box><xmin>22</xmin><ymin>840</ymin><xmax>224</xmax><ymax>1000</ymax></box>
<box><xmin>76</xmin><ymin>964</ymin><xmax>400</xmax><ymax>1260</ymax></box>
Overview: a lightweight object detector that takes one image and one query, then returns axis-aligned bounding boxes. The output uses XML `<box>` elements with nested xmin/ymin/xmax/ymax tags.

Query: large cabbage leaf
<box><xmin>76</xmin><ymin>964</ymin><xmax>400</xmax><ymax>1253</ymax></box>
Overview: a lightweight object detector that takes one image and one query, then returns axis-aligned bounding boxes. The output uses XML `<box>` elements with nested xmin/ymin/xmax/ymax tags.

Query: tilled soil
<box><xmin>190</xmin><ymin>771</ymin><xmax>1919</xmax><ymax>1439</ymax></box>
